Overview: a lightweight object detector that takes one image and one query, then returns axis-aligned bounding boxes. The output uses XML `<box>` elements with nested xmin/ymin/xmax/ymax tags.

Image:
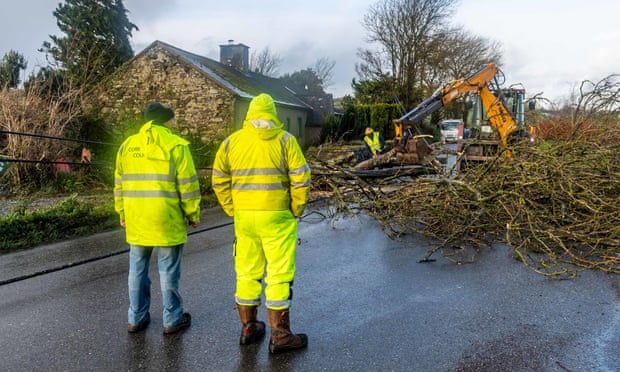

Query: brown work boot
<box><xmin>267</xmin><ymin>309</ymin><xmax>308</xmax><ymax>354</ymax></box>
<box><xmin>237</xmin><ymin>305</ymin><xmax>266</xmax><ymax>345</ymax></box>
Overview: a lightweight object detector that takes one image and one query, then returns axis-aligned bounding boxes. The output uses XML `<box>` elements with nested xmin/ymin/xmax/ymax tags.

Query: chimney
<box><xmin>219</xmin><ymin>40</ymin><xmax>250</xmax><ymax>73</ymax></box>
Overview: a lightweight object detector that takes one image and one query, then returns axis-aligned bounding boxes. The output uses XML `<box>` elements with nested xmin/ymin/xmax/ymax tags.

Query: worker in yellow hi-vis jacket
<box><xmin>363</xmin><ymin>127</ymin><xmax>385</xmax><ymax>157</ymax></box>
<box><xmin>212</xmin><ymin>93</ymin><xmax>311</xmax><ymax>354</ymax></box>
<box><xmin>114</xmin><ymin>102</ymin><xmax>200</xmax><ymax>335</ymax></box>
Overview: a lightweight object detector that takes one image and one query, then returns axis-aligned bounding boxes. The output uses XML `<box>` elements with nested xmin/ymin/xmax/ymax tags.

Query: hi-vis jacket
<box><xmin>211</xmin><ymin>117</ymin><xmax>311</xmax><ymax>218</ymax></box>
<box><xmin>364</xmin><ymin>131</ymin><xmax>383</xmax><ymax>155</ymax></box>
<box><xmin>114</xmin><ymin>121</ymin><xmax>201</xmax><ymax>246</ymax></box>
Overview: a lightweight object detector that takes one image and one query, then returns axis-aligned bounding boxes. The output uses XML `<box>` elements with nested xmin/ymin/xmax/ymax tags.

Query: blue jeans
<box><xmin>128</xmin><ymin>244</ymin><xmax>184</xmax><ymax>327</ymax></box>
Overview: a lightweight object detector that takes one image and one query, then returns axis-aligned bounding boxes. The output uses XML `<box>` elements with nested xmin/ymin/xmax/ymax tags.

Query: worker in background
<box><xmin>114</xmin><ymin>102</ymin><xmax>201</xmax><ymax>335</ymax></box>
<box><xmin>364</xmin><ymin>127</ymin><xmax>385</xmax><ymax>157</ymax></box>
<box><xmin>212</xmin><ymin>93</ymin><xmax>311</xmax><ymax>354</ymax></box>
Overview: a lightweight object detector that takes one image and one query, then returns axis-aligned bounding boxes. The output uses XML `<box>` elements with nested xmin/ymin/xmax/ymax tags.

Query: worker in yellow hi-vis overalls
<box><xmin>212</xmin><ymin>93</ymin><xmax>311</xmax><ymax>354</ymax></box>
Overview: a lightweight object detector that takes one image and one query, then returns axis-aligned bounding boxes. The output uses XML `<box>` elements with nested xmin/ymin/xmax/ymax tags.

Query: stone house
<box><xmin>92</xmin><ymin>40</ymin><xmax>333</xmax><ymax>162</ymax></box>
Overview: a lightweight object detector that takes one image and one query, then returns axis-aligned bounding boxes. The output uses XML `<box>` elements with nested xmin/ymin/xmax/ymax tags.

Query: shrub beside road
<box><xmin>0</xmin><ymin>193</ymin><xmax>118</xmax><ymax>251</ymax></box>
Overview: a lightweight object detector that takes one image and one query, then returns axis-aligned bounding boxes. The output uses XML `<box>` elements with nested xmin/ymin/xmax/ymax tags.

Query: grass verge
<box><xmin>0</xmin><ymin>191</ymin><xmax>220</xmax><ymax>253</ymax></box>
<box><xmin>0</xmin><ymin>194</ymin><xmax>118</xmax><ymax>252</ymax></box>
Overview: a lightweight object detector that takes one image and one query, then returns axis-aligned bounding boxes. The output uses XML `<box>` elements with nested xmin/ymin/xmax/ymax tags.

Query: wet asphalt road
<box><xmin>0</xmin><ymin>207</ymin><xmax>618</xmax><ymax>371</ymax></box>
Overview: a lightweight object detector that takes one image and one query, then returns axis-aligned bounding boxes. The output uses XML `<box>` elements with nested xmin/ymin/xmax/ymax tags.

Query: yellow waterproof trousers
<box><xmin>233</xmin><ymin>210</ymin><xmax>298</xmax><ymax>310</ymax></box>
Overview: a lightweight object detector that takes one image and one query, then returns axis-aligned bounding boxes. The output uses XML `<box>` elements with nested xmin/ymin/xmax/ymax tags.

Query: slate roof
<box><xmin>141</xmin><ymin>40</ymin><xmax>312</xmax><ymax>111</ymax></box>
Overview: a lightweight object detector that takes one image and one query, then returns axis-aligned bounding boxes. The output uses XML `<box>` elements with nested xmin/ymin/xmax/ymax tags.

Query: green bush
<box><xmin>0</xmin><ymin>194</ymin><xmax>118</xmax><ymax>251</ymax></box>
<box><xmin>0</xmin><ymin>188</ymin><xmax>219</xmax><ymax>252</ymax></box>
<box><xmin>319</xmin><ymin>114</ymin><xmax>340</xmax><ymax>143</ymax></box>
<box><xmin>353</xmin><ymin>104</ymin><xmax>402</xmax><ymax>138</ymax></box>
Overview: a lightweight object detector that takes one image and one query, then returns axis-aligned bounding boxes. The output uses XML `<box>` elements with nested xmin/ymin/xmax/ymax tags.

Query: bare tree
<box><xmin>431</xmin><ymin>27</ymin><xmax>503</xmax><ymax>84</ymax></box>
<box><xmin>568</xmin><ymin>74</ymin><xmax>620</xmax><ymax>141</ymax></box>
<box><xmin>313</xmin><ymin>57</ymin><xmax>336</xmax><ymax>87</ymax></box>
<box><xmin>355</xmin><ymin>49</ymin><xmax>385</xmax><ymax>80</ymax></box>
<box><xmin>359</xmin><ymin>0</ymin><xmax>458</xmax><ymax>107</ymax></box>
<box><xmin>250</xmin><ymin>46</ymin><xmax>283</xmax><ymax>77</ymax></box>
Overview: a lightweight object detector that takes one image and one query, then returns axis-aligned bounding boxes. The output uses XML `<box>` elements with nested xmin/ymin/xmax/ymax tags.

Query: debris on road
<box><xmin>308</xmin><ymin>140</ymin><xmax>620</xmax><ymax>278</ymax></box>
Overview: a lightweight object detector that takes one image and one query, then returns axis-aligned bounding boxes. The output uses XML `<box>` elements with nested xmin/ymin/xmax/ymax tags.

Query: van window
<box><xmin>441</xmin><ymin>121</ymin><xmax>460</xmax><ymax>130</ymax></box>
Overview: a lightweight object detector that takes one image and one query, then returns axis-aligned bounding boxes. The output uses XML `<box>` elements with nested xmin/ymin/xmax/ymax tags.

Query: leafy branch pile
<box><xmin>309</xmin><ymin>140</ymin><xmax>619</xmax><ymax>279</ymax></box>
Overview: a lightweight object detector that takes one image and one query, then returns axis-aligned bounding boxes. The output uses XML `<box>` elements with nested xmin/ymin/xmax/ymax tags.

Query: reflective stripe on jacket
<box><xmin>114</xmin><ymin>121</ymin><xmax>201</xmax><ymax>246</ymax></box>
<box><xmin>211</xmin><ymin>120</ymin><xmax>311</xmax><ymax>218</ymax></box>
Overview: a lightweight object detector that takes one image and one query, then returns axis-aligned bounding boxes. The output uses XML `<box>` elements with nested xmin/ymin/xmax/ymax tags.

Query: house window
<box><xmin>297</xmin><ymin>117</ymin><xmax>303</xmax><ymax>138</ymax></box>
<box><xmin>286</xmin><ymin>117</ymin><xmax>291</xmax><ymax>131</ymax></box>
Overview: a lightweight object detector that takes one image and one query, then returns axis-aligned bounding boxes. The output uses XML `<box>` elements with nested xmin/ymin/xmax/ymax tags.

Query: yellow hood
<box><xmin>244</xmin><ymin>93</ymin><xmax>282</xmax><ymax>128</ymax></box>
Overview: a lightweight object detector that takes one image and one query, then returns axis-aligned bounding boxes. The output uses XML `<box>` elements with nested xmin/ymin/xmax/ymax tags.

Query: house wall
<box><xmin>93</xmin><ymin>42</ymin><xmax>315</xmax><ymax>160</ymax></box>
<box><xmin>293</xmin><ymin>94</ymin><xmax>332</xmax><ymax>146</ymax></box>
<box><xmin>231</xmin><ymin>100</ymin><xmax>311</xmax><ymax>147</ymax></box>
<box><xmin>93</xmin><ymin>44</ymin><xmax>238</xmax><ymax>159</ymax></box>
<box><xmin>278</xmin><ymin>106</ymin><xmax>308</xmax><ymax>144</ymax></box>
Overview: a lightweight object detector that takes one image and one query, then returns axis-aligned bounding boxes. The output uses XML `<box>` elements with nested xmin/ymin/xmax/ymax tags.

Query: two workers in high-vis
<box><xmin>115</xmin><ymin>94</ymin><xmax>311</xmax><ymax>354</ymax></box>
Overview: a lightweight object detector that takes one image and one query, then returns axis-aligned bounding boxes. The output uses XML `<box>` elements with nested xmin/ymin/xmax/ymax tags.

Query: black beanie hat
<box><xmin>144</xmin><ymin>102</ymin><xmax>174</xmax><ymax>124</ymax></box>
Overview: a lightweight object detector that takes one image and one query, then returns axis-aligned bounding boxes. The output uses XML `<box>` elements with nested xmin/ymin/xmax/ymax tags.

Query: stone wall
<box><xmin>92</xmin><ymin>44</ymin><xmax>236</xmax><ymax>161</ymax></box>
<box><xmin>90</xmin><ymin>42</ymin><xmax>320</xmax><ymax>161</ymax></box>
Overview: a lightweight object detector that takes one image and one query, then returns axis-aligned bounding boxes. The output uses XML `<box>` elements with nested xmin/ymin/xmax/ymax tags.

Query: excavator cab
<box><xmin>458</xmin><ymin>87</ymin><xmax>530</xmax><ymax>165</ymax></box>
<box><xmin>466</xmin><ymin>88</ymin><xmax>526</xmax><ymax>140</ymax></box>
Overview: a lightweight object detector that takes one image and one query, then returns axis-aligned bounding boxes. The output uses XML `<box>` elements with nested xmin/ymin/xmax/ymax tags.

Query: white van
<box><xmin>440</xmin><ymin>119</ymin><xmax>464</xmax><ymax>143</ymax></box>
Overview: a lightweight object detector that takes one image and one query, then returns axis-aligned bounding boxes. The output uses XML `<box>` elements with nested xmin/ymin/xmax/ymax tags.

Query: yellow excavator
<box><xmin>354</xmin><ymin>63</ymin><xmax>530</xmax><ymax>171</ymax></box>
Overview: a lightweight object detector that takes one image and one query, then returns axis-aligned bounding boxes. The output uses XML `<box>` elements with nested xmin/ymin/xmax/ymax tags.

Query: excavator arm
<box><xmin>477</xmin><ymin>86</ymin><xmax>520</xmax><ymax>146</ymax></box>
<box><xmin>394</xmin><ymin>63</ymin><xmax>519</xmax><ymax>146</ymax></box>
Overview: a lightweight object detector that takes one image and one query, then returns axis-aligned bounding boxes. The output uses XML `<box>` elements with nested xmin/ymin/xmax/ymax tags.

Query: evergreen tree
<box><xmin>0</xmin><ymin>50</ymin><xmax>28</xmax><ymax>88</ymax></box>
<box><xmin>280</xmin><ymin>69</ymin><xmax>326</xmax><ymax>95</ymax></box>
<box><xmin>40</xmin><ymin>0</ymin><xmax>137</xmax><ymax>88</ymax></box>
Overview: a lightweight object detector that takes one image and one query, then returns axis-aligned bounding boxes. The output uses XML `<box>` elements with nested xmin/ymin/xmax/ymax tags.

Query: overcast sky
<box><xmin>1</xmin><ymin>0</ymin><xmax>619</xmax><ymax>104</ymax></box>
